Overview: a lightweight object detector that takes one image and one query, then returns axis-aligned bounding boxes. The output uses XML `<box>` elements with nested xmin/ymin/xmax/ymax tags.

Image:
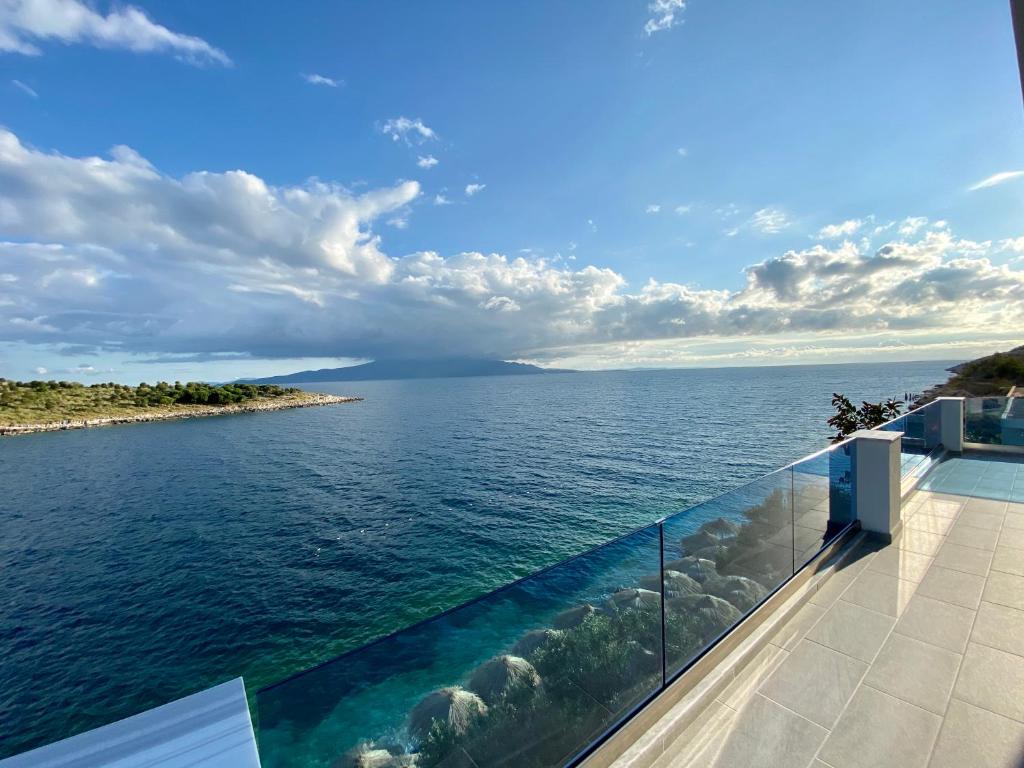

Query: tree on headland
<box><xmin>828</xmin><ymin>394</ymin><xmax>903</xmax><ymax>442</ymax></box>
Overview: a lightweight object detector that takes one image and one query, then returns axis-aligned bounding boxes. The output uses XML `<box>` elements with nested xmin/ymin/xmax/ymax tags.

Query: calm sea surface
<box><xmin>0</xmin><ymin>361</ymin><xmax>951</xmax><ymax>758</ymax></box>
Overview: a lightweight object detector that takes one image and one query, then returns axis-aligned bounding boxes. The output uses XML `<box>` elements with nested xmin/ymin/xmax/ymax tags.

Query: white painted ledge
<box><xmin>0</xmin><ymin>678</ymin><xmax>260</xmax><ymax>768</ymax></box>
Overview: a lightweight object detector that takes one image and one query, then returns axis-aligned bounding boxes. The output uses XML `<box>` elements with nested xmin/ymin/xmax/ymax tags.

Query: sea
<box><xmin>0</xmin><ymin>360</ymin><xmax>952</xmax><ymax>759</ymax></box>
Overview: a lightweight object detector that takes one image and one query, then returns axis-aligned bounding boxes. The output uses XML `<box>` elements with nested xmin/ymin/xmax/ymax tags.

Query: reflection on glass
<box><xmin>661</xmin><ymin>470</ymin><xmax>790</xmax><ymax>678</ymax></box>
<box><xmin>256</xmin><ymin>525</ymin><xmax>663</xmax><ymax>768</ymax></box>
<box><xmin>965</xmin><ymin>397</ymin><xmax>1024</xmax><ymax>446</ymax></box>
<box><xmin>878</xmin><ymin>401</ymin><xmax>942</xmax><ymax>478</ymax></box>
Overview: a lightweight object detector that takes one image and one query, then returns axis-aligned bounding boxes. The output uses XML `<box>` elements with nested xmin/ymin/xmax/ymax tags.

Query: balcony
<box><xmin>2</xmin><ymin>397</ymin><xmax>1022</xmax><ymax>768</ymax></box>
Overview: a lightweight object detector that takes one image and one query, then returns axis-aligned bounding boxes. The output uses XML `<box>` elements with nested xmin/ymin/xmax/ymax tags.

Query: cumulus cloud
<box><xmin>817</xmin><ymin>219</ymin><xmax>862</xmax><ymax>239</ymax></box>
<box><xmin>302</xmin><ymin>73</ymin><xmax>341</xmax><ymax>87</ymax></box>
<box><xmin>1</xmin><ymin>128</ymin><xmax>1022</xmax><ymax>366</ymax></box>
<box><xmin>0</xmin><ymin>0</ymin><xmax>230</xmax><ymax>65</ymax></box>
<box><xmin>674</xmin><ymin>204</ymin><xmax>692</xmax><ymax>215</ymax></box>
<box><xmin>417</xmin><ymin>155</ymin><xmax>438</xmax><ymax>169</ymax></box>
<box><xmin>676</xmin><ymin>147</ymin><xmax>688</xmax><ymax>157</ymax></box>
<box><xmin>465</xmin><ymin>183</ymin><xmax>486</xmax><ymax>196</ymax></box>
<box><xmin>380</xmin><ymin>117</ymin><xmax>436</xmax><ymax>145</ymax></box>
<box><xmin>644</xmin><ymin>0</ymin><xmax>686</xmax><ymax>35</ymax></box>
<box><xmin>433</xmin><ymin>193</ymin><xmax>451</xmax><ymax>206</ymax></box>
<box><xmin>969</xmin><ymin>170</ymin><xmax>1024</xmax><ymax>191</ymax></box>
<box><xmin>898</xmin><ymin>216</ymin><xmax>928</xmax><ymax>236</ymax></box>
<box><xmin>646</xmin><ymin>204</ymin><xmax>661</xmax><ymax>214</ymax></box>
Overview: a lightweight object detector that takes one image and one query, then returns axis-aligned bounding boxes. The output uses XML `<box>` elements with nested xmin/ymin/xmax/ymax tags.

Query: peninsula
<box><xmin>0</xmin><ymin>379</ymin><xmax>359</xmax><ymax>436</ymax></box>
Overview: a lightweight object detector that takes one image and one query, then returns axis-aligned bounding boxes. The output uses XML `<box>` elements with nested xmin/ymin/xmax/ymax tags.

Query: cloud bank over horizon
<box><xmin>1</xmin><ymin>128</ymin><xmax>1023</xmax><ymax>375</ymax></box>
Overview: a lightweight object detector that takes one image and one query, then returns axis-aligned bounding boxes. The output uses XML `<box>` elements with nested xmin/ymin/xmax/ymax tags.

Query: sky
<box><xmin>0</xmin><ymin>0</ymin><xmax>1023</xmax><ymax>383</ymax></box>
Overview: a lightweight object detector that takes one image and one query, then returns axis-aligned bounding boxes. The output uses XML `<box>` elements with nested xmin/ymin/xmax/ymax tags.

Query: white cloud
<box><xmin>750</xmin><ymin>207</ymin><xmax>790</xmax><ymax>234</ymax></box>
<box><xmin>0</xmin><ymin>0</ymin><xmax>230</xmax><ymax>66</ymax></box>
<box><xmin>644</xmin><ymin>0</ymin><xmax>686</xmax><ymax>35</ymax></box>
<box><xmin>302</xmin><ymin>73</ymin><xmax>341</xmax><ymax>87</ymax></box>
<box><xmin>433</xmin><ymin>193</ymin><xmax>451</xmax><ymax>206</ymax></box>
<box><xmin>33</xmin><ymin>365</ymin><xmax>47</xmax><ymax>375</ymax></box>
<box><xmin>674</xmin><ymin>204</ymin><xmax>692</xmax><ymax>215</ymax></box>
<box><xmin>587</xmin><ymin>219</ymin><xmax>597</xmax><ymax>232</ymax></box>
<box><xmin>380</xmin><ymin>117</ymin><xmax>437</xmax><ymax>145</ymax></box>
<box><xmin>898</xmin><ymin>216</ymin><xmax>928</xmax><ymax>236</ymax></box>
<box><xmin>1000</xmin><ymin>236</ymin><xmax>1024</xmax><ymax>253</ymax></box>
<box><xmin>968</xmin><ymin>170</ymin><xmax>1024</xmax><ymax>191</ymax></box>
<box><xmin>465</xmin><ymin>183</ymin><xmax>486</xmax><ymax>197</ymax></box>
<box><xmin>11</xmin><ymin>78</ymin><xmax>36</xmax><ymax>98</ymax></box>
<box><xmin>0</xmin><ymin>128</ymin><xmax>1022</xmax><ymax>366</ymax></box>
<box><xmin>676</xmin><ymin>147</ymin><xmax>688</xmax><ymax>157</ymax></box>
<box><xmin>417</xmin><ymin>155</ymin><xmax>439</xmax><ymax>169</ymax></box>
<box><xmin>646</xmin><ymin>204</ymin><xmax>661</xmax><ymax>214</ymax></box>
<box><xmin>816</xmin><ymin>219</ymin><xmax>862</xmax><ymax>239</ymax></box>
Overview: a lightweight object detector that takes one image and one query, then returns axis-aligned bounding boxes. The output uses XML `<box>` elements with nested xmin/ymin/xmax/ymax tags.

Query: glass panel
<box><xmin>790</xmin><ymin>444</ymin><xmax>852</xmax><ymax>568</ymax></box>
<box><xmin>965</xmin><ymin>397</ymin><xmax>1024</xmax><ymax>446</ymax></box>
<box><xmin>660</xmin><ymin>470</ymin><xmax>792</xmax><ymax>678</ymax></box>
<box><xmin>877</xmin><ymin>401</ymin><xmax>942</xmax><ymax>478</ymax></box>
<box><xmin>255</xmin><ymin>524</ymin><xmax>662</xmax><ymax>768</ymax></box>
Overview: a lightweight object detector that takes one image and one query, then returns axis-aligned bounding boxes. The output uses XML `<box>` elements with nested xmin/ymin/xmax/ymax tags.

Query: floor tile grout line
<box><xmin>920</xmin><ymin>558</ymin><xmax>987</xmax><ymax>768</ymax></box>
<box><xmin>750</xmin><ymin>691</ymin><xmax>833</xmax><ymax>733</ymax></box>
<box><xmin>860</xmin><ymin>679</ymin><xmax>952</xmax><ymax>719</ymax></box>
<box><xmin>946</xmin><ymin>692</ymin><xmax>1024</xmax><ymax>726</ymax></box>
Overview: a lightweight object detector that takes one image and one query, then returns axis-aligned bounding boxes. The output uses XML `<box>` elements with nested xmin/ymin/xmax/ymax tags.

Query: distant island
<box><xmin>918</xmin><ymin>345</ymin><xmax>1024</xmax><ymax>403</ymax></box>
<box><xmin>239</xmin><ymin>358</ymin><xmax>572</xmax><ymax>384</ymax></box>
<box><xmin>0</xmin><ymin>379</ymin><xmax>360</xmax><ymax>436</ymax></box>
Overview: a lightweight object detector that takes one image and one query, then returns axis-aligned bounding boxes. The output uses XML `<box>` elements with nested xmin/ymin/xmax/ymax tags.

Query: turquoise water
<box><xmin>0</xmin><ymin>361</ymin><xmax>951</xmax><ymax>759</ymax></box>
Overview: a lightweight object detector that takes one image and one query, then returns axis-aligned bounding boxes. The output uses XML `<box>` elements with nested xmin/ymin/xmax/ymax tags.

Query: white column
<box><xmin>851</xmin><ymin>429</ymin><xmax>903</xmax><ymax>542</ymax></box>
<box><xmin>936</xmin><ymin>396</ymin><xmax>965</xmax><ymax>453</ymax></box>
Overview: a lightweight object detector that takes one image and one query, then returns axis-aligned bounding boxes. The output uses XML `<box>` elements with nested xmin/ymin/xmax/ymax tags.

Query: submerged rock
<box><xmin>468</xmin><ymin>655</ymin><xmax>541</xmax><ymax>705</ymax></box>
<box><xmin>667</xmin><ymin>593</ymin><xmax>742</xmax><ymax>639</ymax></box>
<box><xmin>337</xmin><ymin>745</ymin><xmax>418</xmax><ymax>768</ymax></box>
<box><xmin>640</xmin><ymin>570</ymin><xmax>702</xmax><ymax>598</ymax></box>
<box><xmin>664</xmin><ymin>556</ymin><xmax>718</xmax><ymax>583</ymax></box>
<box><xmin>408</xmin><ymin>686</ymin><xmax>487</xmax><ymax>741</ymax></box>
<box><xmin>552</xmin><ymin>602</ymin><xmax>598</xmax><ymax>630</ymax></box>
<box><xmin>701</xmin><ymin>574</ymin><xmax>768</xmax><ymax>612</ymax></box>
<box><xmin>511</xmin><ymin>628</ymin><xmax>564</xmax><ymax>659</ymax></box>
<box><xmin>701</xmin><ymin>518</ymin><xmax>741</xmax><ymax>540</ymax></box>
<box><xmin>607</xmin><ymin>587</ymin><xmax>661</xmax><ymax>612</ymax></box>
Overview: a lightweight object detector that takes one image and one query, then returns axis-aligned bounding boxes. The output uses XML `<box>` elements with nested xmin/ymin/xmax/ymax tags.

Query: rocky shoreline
<box><xmin>0</xmin><ymin>392</ymin><xmax>361</xmax><ymax>437</ymax></box>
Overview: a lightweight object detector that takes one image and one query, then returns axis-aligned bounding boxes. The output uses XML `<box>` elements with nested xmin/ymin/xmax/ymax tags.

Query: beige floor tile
<box><xmin>971</xmin><ymin>601</ymin><xmax>1024</xmax><ymax>657</ymax></box>
<box><xmin>654</xmin><ymin>700</ymin><xmax>736</xmax><ymax>768</ymax></box>
<box><xmin>956</xmin><ymin>509</ymin><xmax>1004</xmax><ymax>531</ymax></box>
<box><xmin>964</xmin><ymin>498</ymin><xmax>1008</xmax><ymax>515</ymax></box>
<box><xmin>928</xmin><ymin>699</ymin><xmax>1024</xmax><ymax>768</ymax></box>
<box><xmin>759</xmin><ymin>640</ymin><xmax>867</xmax><ymax>729</ymax></box>
<box><xmin>915</xmin><ymin>566</ymin><xmax>985</xmax><ymax>610</ymax></box>
<box><xmin>819</xmin><ymin>686</ymin><xmax>941</xmax><ymax>768</ymax></box>
<box><xmin>998</xmin><ymin>527</ymin><xmax>1024</xmax><ymax>551</ymax></box>
<box><xmin>769</xmin><ymin>601</ymin><xmax>826</xmax><ymax>652</ymax></box>
<box><xmin>867</xmin><ymin>548</ymin><xmax>933</xmax><ymax>582</ymax></box>
<box><xmin>810</xmin><ymin>569</ymin><xmax>857</xmax><ymax>608</ymax></box>
<box><xmin>894</xmin><ymin>594</ymin><xmax>976</xmax><ymax>654</ymax></box>
<box><xmin>1003</xmin><ymin>511</ymin><xmax>1024</xmax><ymax>531</ymax></box>
<box><xmin>982</xmin><ymin>570</ymin><xmax>1024</xmax><ymax>611</ymax></box>
<box><xmin>931</xmin><ymin>542</ymin><xmax>992</xmax><ymax>577</ymax></box>
<box><xmin>954</xmin><ymin>642</ymin><xmax>1024</xmax><ymax>722</ymax></box>
<box><xmin>841</xmin><ymin>570</ymin><xmax>917</xmax><ymax>617</ymax></box>
<box><xmin>716</xmin><ymin>643</ymin><xmax>789</xmax><ymax>711</ymax></box>
<box><xmin>896</xmin><ymin>529</ymin><xmax>946</xmax><ymax>557</ymax></box>
<box><xmin>905</xmin><ymin>513</ymin><xmax>955</xmax><ymax>536</ymax></box>
<box><xmin>991</xmin><ymin>546</ymin><xmax>1024</xmax><ymax>577</ymax></box>
<box><xmin>863</xmin><ymin>633</ymin><xmax>961</xmax><ymax>714</ymax></box>
<box><xmin>945</xmin><ymin>524</ymin><xmax>1000</xmax><ymax>552</ymax></box>
<box><xmin>912</xmin><ymin>499</ymin><xmax>962</xmax><ymax>519</ymax></box>
<box><xmin>675</xmin><ymin>693</ymin><xmax>826</xmax><ymax>768</ymax></box>
<box><xmin>807</xmin><ymin>600</ymin><xmax>895</xmax><ymax>663</ymax></box>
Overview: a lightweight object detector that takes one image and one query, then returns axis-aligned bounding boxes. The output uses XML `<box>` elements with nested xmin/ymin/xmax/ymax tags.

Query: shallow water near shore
<box><xmin>0</xmin><ymin>361</ymin><xmax>951</xmax><ymax>759</ymax></box>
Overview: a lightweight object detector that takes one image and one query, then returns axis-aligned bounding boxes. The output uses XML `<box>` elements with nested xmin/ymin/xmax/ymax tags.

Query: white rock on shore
<box><xmin>0</xmin><ymin>393</ymin><xmax>361</xmax><ymax>437</ymax></box>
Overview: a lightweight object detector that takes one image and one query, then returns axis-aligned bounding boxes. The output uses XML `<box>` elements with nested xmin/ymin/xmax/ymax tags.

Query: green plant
<box><xmin>828</xmin><ymin>394</ymin><xmax>903</xmax><ymax>442</ymax></box>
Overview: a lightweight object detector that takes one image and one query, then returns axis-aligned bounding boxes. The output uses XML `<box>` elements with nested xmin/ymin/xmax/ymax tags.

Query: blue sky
<box><xmin>1</xmin><ymin>0</ymin><xmax>1023</xmax><ymax>382</ymax></box>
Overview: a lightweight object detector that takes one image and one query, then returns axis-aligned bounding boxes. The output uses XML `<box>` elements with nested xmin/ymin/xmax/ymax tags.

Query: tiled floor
<box><xmin>920</xmin><ymin>454</ymin><xmax>1024</xmax><ymax>502</ymax></box>
<box><xmin>654</xmin><ymin>454</ymin><xmax>1024</xmax><ymax>768</ymax></box>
